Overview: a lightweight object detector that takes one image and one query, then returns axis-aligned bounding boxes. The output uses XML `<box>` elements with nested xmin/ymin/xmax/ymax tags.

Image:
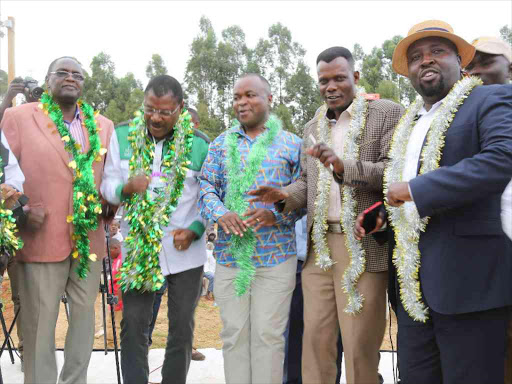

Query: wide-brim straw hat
<box><xmin>392</xmin><ymin>20</ymin><xmax>476</xmax><ymax>77</ymax></box>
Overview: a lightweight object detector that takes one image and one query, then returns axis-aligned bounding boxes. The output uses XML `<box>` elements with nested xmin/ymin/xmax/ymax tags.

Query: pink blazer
<box><xmin>1</xmin><ymin>102</ymin><xmax>114</xmax><ymax>263</ymax></box>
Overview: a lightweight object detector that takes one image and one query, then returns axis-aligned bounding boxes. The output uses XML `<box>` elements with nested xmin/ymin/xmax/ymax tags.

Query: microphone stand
<box><xmin>103</xmin><ymin>219</ymin><xmax>121</xmax><ymax>384</ymax></box>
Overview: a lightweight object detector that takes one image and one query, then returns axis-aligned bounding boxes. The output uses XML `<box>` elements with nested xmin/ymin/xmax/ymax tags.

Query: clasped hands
<box><xmin>123</xmin><ymin>175</ymin><xmax>197</xmax><ymax>251</ymax></box>
<box><xmin>217</xmin><ymin>208</ymin><xmax>276</xmax><ymax>237</ymax></box>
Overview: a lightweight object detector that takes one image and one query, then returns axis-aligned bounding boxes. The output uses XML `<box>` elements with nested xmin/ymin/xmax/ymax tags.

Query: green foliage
<box><xmin>82</xmin><ymin>52</ymin><xmax>118</xmax><ymax>112</ymax></box>
<box><xmin>285</xmin><ymin>61</ymin><xmax>323</xmax><ymax>135</ymax></box>
<box><xmin>146</xmin><ymin>54</ymin><xmax>168</xmax><ymax>79</ymax></box>
<box><xmin>82</xmin><ymin>53</ymin><xmax>143</xmax><ymax>124</ymax></box>
<box><xmin>0</xmin><ymin>69</ymin><xmax>7</xmax><ymax>96</ymax></box>
<box><xmin>357</xmin><ymin>36</ymin><xmax>417</xmax><ymax>106</ymax></box>
<box><xmin>376</xmin><ymin>80</ymin><xmax>399</xmax><ymax>103</ymax></box>
<box><xmin>195</xmin><ymin>101</ymin><xmax>224</xmax><ymax>140</ymax></box>
<box><xmin>500</xmin><ymin>25</ymin><xmax>512</xmax><ymax>45</ymax></box>
<box><xmin>273</xmin><ymin>103</ymin><xmax>294</xmax><ymax>134</ymax></box>
<box><xmin>184</xmin><ymin>17</ymin><xmax>318</xmax><ymax>139</ymax></box>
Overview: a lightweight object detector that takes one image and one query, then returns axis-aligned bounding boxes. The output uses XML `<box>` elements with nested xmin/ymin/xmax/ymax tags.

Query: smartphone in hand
<box><xmin>362</xmin><ymin>201</ymin><xmax>383</xmax><ymax>233</ymax></box>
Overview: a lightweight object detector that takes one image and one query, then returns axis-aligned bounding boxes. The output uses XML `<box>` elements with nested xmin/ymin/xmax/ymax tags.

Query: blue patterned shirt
<box><xmin>198</xmin><ymin>125</ymin><xmax>302</xmax><ymax>268</ymax></box>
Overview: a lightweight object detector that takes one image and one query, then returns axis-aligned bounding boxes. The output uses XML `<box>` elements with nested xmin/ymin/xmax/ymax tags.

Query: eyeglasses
<box><xmin>143</xmin><ymin>104</ymin><xmax>181</xmax><ymax>117</ymax></box>
<box><xmin>50</xmin><ymin>70</ymin><xmax>85</xmax><ymax>82</ymax></box>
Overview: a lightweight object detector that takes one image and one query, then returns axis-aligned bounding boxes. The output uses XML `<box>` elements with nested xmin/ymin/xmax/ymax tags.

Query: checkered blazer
<box><xmin>282</xmin><ymin>99</ymin><xmax>404</xmax><ymax>272</ymax></box>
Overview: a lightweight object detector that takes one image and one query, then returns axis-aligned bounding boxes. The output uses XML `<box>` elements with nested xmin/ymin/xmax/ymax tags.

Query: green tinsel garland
<box><xmin>0</xmin><ymin>174</ymin><xmax>23</xmax><ymax>255</ymax></box>
<box><xmin>40</xmin><ymin>92</ymin><xmax>105</xmax><ymax>279</ymax></box>
<box><xmin>119</xmin><ymin>107</ymin><xmax>194</xmax><ymax>292</ymax></box>
<box><xmin>224</xmin><ymin>114</ymin><xmax>281</xmax><ymax>296</ymax></box>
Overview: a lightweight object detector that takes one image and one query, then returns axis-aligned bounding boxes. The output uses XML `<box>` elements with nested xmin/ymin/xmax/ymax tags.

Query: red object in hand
<box><xmin>363</xmin><ymin>201</ymin><xmax>383</xmax><ymax>216</ymax></box>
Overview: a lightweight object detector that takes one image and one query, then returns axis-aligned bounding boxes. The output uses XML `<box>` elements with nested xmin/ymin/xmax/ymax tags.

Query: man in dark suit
<box><xmin>357</xmin><ymin>20</ymin><xmax>512</xmax><ymax>384</ymax></box>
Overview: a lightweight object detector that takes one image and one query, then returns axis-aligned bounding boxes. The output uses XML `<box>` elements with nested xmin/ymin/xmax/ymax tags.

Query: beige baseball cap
<box><xmin>471</xmin><ymin>36</ymin><xmax>512</xmax><ymax>63</ymax></box>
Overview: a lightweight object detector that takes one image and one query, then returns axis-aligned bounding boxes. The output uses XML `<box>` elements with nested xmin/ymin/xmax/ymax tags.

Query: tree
<box><xmin>352</xmin><ymin>43</ymin><xmax>365</xmax><ymax>71</ymax></box>
<box><xmin>376</xmin><ymin>80</ymin><xmax>399</xmax><ymax>103</ymax></box>
<box><xmin>184</xmin><ymin>16</ymin><xmax>219</xmax><ymax>108</ymax></box>
<box><xmin>500</xmin><ymin>25</ymin><xmax>512</xmax><ymax>45</ymax></box>
<box><xmin>285</xmin><ymin>61</ymin><xmax>322</xmax><ymax>135</ymax></box>
<box><xmin>0</xmin><ymin>69</ymin><xmax>7</xmax><ymax>97</ymax></box>
<box><xmin>82</xmin><ymin>52</ymin><xmax>118</xmax><ymax>113</ymax></box>
<box><xmin>195</xmin><ymin>101</ymin><xmax>224</xmax><ymax>140</ymax></box>
<box><xmin>145</xmin><ymin>54</ymin><xmax>168</xmax><ymax>79</ymax></box>
<box><xmin>361</xmin><ymin>47</ymin><xmax>384</xmax><ymax>92</ymax></box>
<box><xmin>104</xmin><ymin>73</ymin><xmax>143</xmax><ymax>124</ymax></box>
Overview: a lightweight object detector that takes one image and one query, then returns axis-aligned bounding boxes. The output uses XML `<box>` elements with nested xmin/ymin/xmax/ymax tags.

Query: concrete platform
<box><xmin>1</xmin><ymin>349</ymin><xmax>398</xmax><ymax>383</ymax></box>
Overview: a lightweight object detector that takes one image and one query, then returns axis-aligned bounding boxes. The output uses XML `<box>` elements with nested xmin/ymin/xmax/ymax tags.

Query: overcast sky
<box><xmin>0</xmin><ymin>0</ymin><xmax>510</xmax><ymax>88</ymax></box>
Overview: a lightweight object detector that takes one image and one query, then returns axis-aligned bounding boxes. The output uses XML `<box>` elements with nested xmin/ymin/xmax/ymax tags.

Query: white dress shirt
<box><xmin>1</xmin><ymin>131</ymin><xmax>24</xmax><ymax>192</ymax></box>
<box><xmin>101</xmin><ymin>132</ymin><xmax>207</xmax><ymax>276</ymax></box>
<box><xmin>501</xmin><ymin>180</ymin><xmax>512</xmax><ymax>240</ymax></box>
<box><xmin>402</xmin><ymin>100</ymin><xmax>443</xmax><ymax>220</ymax></box>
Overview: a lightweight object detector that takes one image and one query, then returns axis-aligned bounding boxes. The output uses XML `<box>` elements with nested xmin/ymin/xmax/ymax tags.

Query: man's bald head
<box><xmin>238</xmin><ymin>73</ymin><xmax>271</xmax><ymax>96</ymax></box>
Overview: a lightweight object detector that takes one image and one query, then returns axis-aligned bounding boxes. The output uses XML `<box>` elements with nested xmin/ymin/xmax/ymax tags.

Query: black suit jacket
<box><xmin>389</xmin><ymin>84</ymin><xmax>512</xmax><ymax>316</ymax></box>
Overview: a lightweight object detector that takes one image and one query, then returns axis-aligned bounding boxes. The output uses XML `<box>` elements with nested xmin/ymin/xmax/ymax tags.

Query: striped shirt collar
<box><xmin>63</xmin><ymin>105</ymin><xmax>81</xmax><ymax>125</ymax></box>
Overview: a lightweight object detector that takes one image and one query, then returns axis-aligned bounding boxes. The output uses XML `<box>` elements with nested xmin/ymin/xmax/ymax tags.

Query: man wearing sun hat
<box><xmin>358</xmin><ymin>20</ymin><xmax>512</xmax><ymax>383</ymax></box>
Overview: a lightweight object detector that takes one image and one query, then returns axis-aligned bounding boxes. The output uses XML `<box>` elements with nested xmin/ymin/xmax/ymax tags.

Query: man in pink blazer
<box><xmin>1</xmin><ymin>56</ymin><xmax>114</xmax><ymax>384</ymax></box>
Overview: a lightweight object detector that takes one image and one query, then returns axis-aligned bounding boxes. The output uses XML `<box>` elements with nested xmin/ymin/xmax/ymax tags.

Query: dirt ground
<box><xmin>0</xmin><ymin>275</ymin><xmax>396</xmax><ymax>352</ymax></box>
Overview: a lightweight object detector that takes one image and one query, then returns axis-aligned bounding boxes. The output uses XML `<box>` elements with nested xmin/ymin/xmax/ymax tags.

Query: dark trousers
<box><xmin>120</xmin><ymin>266</ymin><xmax>203</xmax><ymax>384</ymax></box>
<box><xmin>283</xmin><ymin>260</ymin><xmax>343</xmax><ymax>384</ymax></box>
<box><xmin>148</xmin><ymin>280</ymin><xmax>168</xmax><ymax>345</ymax></box>
<box><xmin>397</xmin><ymin>297</ymin><xmax>510</xmax><ymax>384</ymax></box>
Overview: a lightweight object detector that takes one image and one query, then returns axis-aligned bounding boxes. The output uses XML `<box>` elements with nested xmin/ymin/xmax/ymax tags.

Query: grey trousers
<box><xmin>120</xmin><ymin>265</ymin><xmax>203</xmax><ymax>384</ymax></box>
<box><xmin>19</xmin><ymin>257</ymin><xmax>102</xmax><ymax>384</ymax></box>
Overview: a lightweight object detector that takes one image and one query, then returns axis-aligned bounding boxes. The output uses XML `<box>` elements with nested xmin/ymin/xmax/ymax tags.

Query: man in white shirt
<box><xmin>101</xmin><ymin>75</ymin><xmax>210</xmax><ymax>384</ymax></box>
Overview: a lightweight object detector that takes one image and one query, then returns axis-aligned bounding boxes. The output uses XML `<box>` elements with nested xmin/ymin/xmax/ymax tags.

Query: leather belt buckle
<box><xmin>327</xmin><ymin>223</ymin><xmax>343</xmax><ymax>233</ymax></box>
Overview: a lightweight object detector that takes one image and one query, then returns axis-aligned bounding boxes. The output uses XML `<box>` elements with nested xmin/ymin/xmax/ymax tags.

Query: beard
<box><xmin>419</xmin><ymin>73</ymin><xmax>446</xmax><ymax>98</ymax></box>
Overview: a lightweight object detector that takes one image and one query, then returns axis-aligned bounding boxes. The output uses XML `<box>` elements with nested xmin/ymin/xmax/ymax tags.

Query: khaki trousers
<box><xmin>302</xmin><ymin>233</ymin><xmax>387</xmax><ymax>384</ymax></box>
<box><xmin>214</xmin><ymin>256</ymin><xmax>297</xmax><ymax>384</ymax></box>
<box><xmin>19</xmin><ymin>256</ymin><xmax>102</xmax><ymax>384</ymax></box>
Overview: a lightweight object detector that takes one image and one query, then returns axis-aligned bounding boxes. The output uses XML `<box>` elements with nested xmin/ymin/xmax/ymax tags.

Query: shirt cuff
<box><xmin>115</xmin><ymin>184</ymin><xmax>130</xmax><ymax>202</ymax></box>
<box><xmin>275</xmin><ymin>200</ymin><xmax>286</xmax><ymax>213</ymax></box>
<box><xmin>332</xmin><ymin>170</ymin><xmax>344</xmax><ymax>184</ymax></box>
<box><xmin>188</xmin><ymin>220</ymin><xmax>206</xmax><ymax>240</ymax></box>
<box><xmin>407</xmin><ymin>183</ymin><xmax>414</xmax><ymax>202</ymax></box>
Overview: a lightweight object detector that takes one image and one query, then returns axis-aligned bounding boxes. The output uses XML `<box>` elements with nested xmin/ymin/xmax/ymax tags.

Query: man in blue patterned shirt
<box><xmin>198</xmin><ymin>73</ymin><xmax>302</xmax><ymax>384</ymax></box>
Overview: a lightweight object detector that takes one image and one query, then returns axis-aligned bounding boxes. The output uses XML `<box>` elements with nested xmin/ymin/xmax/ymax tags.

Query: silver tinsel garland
<box><xmin>384</xmin><ymin>76</ymin><xmax>482</xmax><ymax>322</ymax></box>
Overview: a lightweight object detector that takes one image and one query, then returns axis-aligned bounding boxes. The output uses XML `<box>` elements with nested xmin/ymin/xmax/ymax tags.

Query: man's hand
<box><xmin>5</xmin><ymin>80</ymin><xmax>26</xmax><ymax>102</ymax></box>
<box><xmin>218</xmin><ymin>212</ymin><xmax>247</xmax><ymax>237</ymax></box>
<box><xmin>100</xmin><ymin>198</ymin><xmax>117</xmax><ymax>224</ymax></box>
<box><xmin>1</xmin><ymin>184</ymin><xmax>22</xmax><ymax>209</ymax></box>
<box><xmin>354</xmin><ymin>210</ymin><xmax>386</xmax><ymax>240</ymax></box>
<box><xmin>306</xmin><ymin>143</ymin><xmax>344</xmax><ymax>175</ymax></box>
<box><xmin>248</xmin><ymin>187</ymin><xmax>289</xmax><ymax>204</ymax></box>
<box><xmin>122</xmin><ymin>174</ymin><xmax>150</xmax><ymax>196</ymax></box>
<box><xmin>386</xmin><ymin>182</ymin><xmax>412</xmax><ymax>207</ymax></box>
<box><xmin>172</xmin><ymin>228</ymin><xmax>197</xmax><ymax>251</ymax></box>
<box><xmin>243</xmin><ymin>208</ymin><xmax>276</xmax><ymax>231</ymax></box>
<box><xmin>25</xmin><ymin>205</ymin><xmax>46</xmax><ymax>231</ymax></box>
